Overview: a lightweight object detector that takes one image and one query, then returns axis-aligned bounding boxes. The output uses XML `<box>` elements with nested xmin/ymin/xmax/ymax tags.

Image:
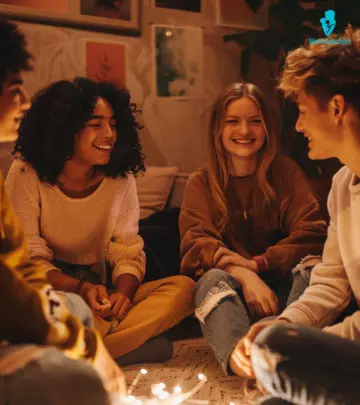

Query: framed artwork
<box><xmin>153</xmin><ymin>25</ymin><xmax>203</xmax><ymax>98</ymax></box>
<box><xmin>0</xmin><ymin>0</ymin><xmax>141</xmax><ymax>35</ymax></box>
<box><xmin>85</xmin><ymin>40</ymin><xmax>127</xmax><ymax>86</ymax></box>
<box><xmin>216</xmin><ymin>0</ymin><xmax>269</xmax><ymax>30</ymax></box>
<box><xmin>153</xmin><ymin>0</ymin><xmax>201</xmax><ymax>13</ymax></box>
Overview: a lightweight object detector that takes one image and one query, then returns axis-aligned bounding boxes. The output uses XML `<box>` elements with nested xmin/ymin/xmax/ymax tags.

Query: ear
<box><xmin>331</xmin><ymin>94</ymin><xmax>346</xmax><ymax>123</ymax></box>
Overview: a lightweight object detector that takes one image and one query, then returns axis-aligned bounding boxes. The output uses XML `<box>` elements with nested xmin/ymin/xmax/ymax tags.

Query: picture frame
<box><xmin>216</xmin><ymin>0</ymin><xmax>269</xmax><ymax>31</ymax></box>
<box><xmin>84</xmin><ymin>39</ymin><xmax>127</xmax><ymax>87</ymax></box>
<box><xmin>153</xmin><ymin>24</ymin><xmax>203</xmax><ymax>98</ymax></box>
<box><xmin>153</xmin><ymin>0</ymin><xmax>201</xmax><ymax>13</ymax></box>
<box><xmin>0</xmin><ymin>0</ymin><xmax>141</xmax><ymax>35</ymax></box>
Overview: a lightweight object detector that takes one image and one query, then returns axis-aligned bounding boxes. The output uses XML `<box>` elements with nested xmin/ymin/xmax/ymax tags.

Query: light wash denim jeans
<box><xmin>194</xmin><ymin>264</ymin><xmax>312</xmax><ymax>374</ymax></box>
<box><xmin>61</xmin><ymin>291</ymin><xmax>94</xmax><ymax>328</ymax></box>
<box><xmin>0</xmin><ymin>347</ymin><xmax>109</xmax><ymax>405</ymax></box>
<box><xmin>253</xmin><ymin>324</ymin><xmax>360</xmax><ymax>405</ymax></box>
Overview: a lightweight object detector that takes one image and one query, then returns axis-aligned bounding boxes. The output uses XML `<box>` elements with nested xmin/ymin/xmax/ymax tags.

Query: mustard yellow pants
<box><xmin>94</xmin><ymin>275</ymin><xmax>195</xmax><ymax>358</ymax></box>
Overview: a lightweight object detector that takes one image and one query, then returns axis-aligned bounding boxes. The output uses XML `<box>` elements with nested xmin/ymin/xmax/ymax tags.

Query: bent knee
<box><xmin>165</xmin><ymin>275</ymin><xmax>195</xmax><ymax>293</ymax></box>
<box><xmin>194</xmin><ymin>269</ymin><xmax>237</xmax><ymax>323</ymax></box>
<box><xmin>194</xmin><ymin>268</ymin><xmax>235</xmax><ymax>302</ymax></box>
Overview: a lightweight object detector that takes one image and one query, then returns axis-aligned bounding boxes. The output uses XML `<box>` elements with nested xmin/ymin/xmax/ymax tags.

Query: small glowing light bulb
<box><xmin>230</xmin><ymin>402</ymin><xmax>236</xmax><ymax>405</ymax></box>
<box><xmin>123</xmin><ymin>395</ymin><xmax>136</xmax><ymax>404</ymax></box>
<box><xmin>173</xmin><ymin>386</ymin><xmax>182</xmax><ymax>394</ymax></box>
<box><xmin>165</xmin><ymin>30</ymin><xmax>173</xmax><ymax>37</ymax></box>
<box><xmin>159</xmin><ymin>391</ymin><xmax>170</xmax><ymax>399</ymax></box>
<box><xmin>159</xmin><ymin>382</ymin><xmax>166</xmax><ymax>390</ymax></box>
<box><xmin>198</xmin><ymin>373</ymin><xmax>205</xmax><ymax>380</ymax></box>
<box><xmin>140</xmin><ymin>369</ymin><xmax>148</xmax><ymax>375</ymax></box>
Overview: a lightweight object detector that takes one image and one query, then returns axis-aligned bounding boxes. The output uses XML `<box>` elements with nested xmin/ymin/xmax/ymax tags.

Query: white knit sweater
<box><xmin>281</xmin><ymin>166</ymin><xmax>360</xmax><ymax>340</ymax></box>
<box><xmin>6</xmin><ymin>160</ymin><xmax>145</xmax><ymax>286</ymax></box>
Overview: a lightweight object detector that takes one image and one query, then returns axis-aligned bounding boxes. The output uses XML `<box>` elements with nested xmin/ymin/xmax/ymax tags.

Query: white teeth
<box><xmin>232</xmin><ymin>139</ymin><xmax>254</xmax><ymax>144</ymax></box>
<box><xmin>94</xmin><ymin>145</ymin><xmax>111</xmax><ymax>150</ymax></box>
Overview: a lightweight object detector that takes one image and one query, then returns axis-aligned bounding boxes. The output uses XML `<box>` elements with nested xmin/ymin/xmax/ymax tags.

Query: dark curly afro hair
<box><xmin>14</xmin><ymin>77</ymin><xmax>145</xmax><ymax>183</ymax></box>
<box><xmin>0</xmin><ymin>20</ymin><xmax>32</xmax><ymax>93</ymax></box>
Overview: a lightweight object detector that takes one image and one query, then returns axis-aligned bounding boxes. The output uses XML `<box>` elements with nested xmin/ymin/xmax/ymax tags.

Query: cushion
<box><xmin>136</xmin><ymin>166</ymin><xmax>179</xmax><ymax>219</ymax></box>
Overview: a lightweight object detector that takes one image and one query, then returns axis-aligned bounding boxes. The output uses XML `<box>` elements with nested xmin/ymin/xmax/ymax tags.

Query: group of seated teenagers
<box><xmin>1</xmin><ymin>19</ymin><xmax>360</xmax><ymax>405</ymax></box>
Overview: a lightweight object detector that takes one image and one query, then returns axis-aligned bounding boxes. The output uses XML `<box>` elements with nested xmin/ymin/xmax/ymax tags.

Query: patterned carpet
<box><xmin>122</xmin><ymin>338</ymin><xmax>262</xmax><ymax>404</ymax></box>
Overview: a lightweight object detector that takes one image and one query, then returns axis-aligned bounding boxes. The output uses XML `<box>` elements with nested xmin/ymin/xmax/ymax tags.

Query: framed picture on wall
<box><xmin>216</xmin><ymin>0</ymin><xmax>268</xmax><ymax>30</ymax></box>
<box><xmin>84</xmin><ymin>39</ymin><xmax>127</xmax><ymax>87</ymax></box>
<box><xmin>0</xmin><ymin>0</ymin><xmax>141</xmax><ymax>35</ymax></box>
<box><xmin>153</xmin><ymin>25</ymin><xmax>203</xmax><ymax>98</ymax></box>
<box><xmin>153</xmin><ymin>0</ymin><xmax>201</xmax><ymax>13</ymax></box>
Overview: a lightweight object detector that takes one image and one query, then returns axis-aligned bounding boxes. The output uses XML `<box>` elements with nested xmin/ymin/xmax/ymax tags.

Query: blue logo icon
<box><xmin>320</xmin><ymin>9</ymin><xmax>336</xmax><ymax>36</ymax></box>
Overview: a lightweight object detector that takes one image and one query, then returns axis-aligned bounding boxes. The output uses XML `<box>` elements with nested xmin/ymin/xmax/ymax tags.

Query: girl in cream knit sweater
<box><xmin>6</xmin><ymin>78</ymin><xmax>194</xmax><ymax>364</ymax></box>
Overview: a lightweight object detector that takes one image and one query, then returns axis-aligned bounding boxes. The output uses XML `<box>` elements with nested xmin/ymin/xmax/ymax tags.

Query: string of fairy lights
<box><xmin>112</xmin><ymin>369</ymin><xmax>237</xmax><ymax>405</ymax></box>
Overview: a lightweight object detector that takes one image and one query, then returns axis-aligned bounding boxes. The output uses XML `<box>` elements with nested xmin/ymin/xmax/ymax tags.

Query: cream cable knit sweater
<box><xmin>6</xmin><ymin>160</ymin><xmax>145</xmax><ymax>286</ymax></box>
<box><xmin>280</xmin><ymin>166</ymin><xmax>360</xmax><ymax>340</ymax></box>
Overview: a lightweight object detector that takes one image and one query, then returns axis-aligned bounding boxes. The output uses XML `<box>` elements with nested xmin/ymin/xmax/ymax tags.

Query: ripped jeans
<box><xmin>252</xmin><ymin>324</ymin><xmax>360</xmax><ymax>405</ymax></box>
<box><xmin>194</xmin><ymin>263</ymin><xmax>312</xmax><ymax>374</ymax></box>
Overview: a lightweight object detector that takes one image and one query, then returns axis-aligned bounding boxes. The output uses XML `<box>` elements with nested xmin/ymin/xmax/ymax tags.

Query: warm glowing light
<box><xmin>158</xmin><ymin>391</ymin><xmax>170</xmax><ymax>399</ymax></box>
<box><xmin>119</xmin><ymin>370</ymin><xmax>216</xmax><ymax>405</ymax></box>
<box><xmin>123</xmin><ymin>395</ymin><xmax>136</xmax><ymax>404</ymax></box>
<box><xmin>165</xmin><ymin>30</ymin><xmax>173</xmax><ymax>37</ymax></box>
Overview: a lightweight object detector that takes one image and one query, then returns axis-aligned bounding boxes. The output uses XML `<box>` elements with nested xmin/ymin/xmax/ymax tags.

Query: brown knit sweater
<box><xmin>180</xmin><ymin>159</ymin><xmax>327</xmax><ymax>280</ymax></box>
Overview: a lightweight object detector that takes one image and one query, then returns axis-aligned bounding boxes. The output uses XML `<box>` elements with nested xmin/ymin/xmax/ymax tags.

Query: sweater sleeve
<box><xmin>323</xmin><ymin>311</ymin><xmax>360</xmax><ymax>340</ymax></box>
<box><xmin>106</xmin><ymin>176</ymin><xmax>146</xmax><ymax>286</ymax></box>
<box><xmin>0</xmin><ymin>171</ymin><xmax>99</xmax><ymax>363</ymax></box>
<box><xmin>261</xmin><ymin>163</ymin><xmax>327</xmax><ymax>275</ymax></box>
<box><xmin>179</xmin><ymin>171</ymin><xmax>227</xmax><ymax>279</ymax></box>
<box><xmin>5</xmin><ymin>160</ymin><xmax>57</xmax><ymax>274</ymax></box>
<box><xmin>279</xmin><ymin>182</ymin><xmax>352</xmax><ymax>330</ymax></box>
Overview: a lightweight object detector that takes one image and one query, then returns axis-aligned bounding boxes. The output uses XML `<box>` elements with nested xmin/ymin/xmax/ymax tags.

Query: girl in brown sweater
<box><xmin>179</xmin><ymin>82</ymin><xmax>327</xmax><ymax>376</ymax></box>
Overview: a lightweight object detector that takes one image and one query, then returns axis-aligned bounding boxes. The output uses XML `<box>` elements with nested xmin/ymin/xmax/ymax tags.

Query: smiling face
<box><xmin>221</xmin><ymin>97</ymin><xmax>266</xmax><ymax>164</ymax></box>
<box><xmin>0</xmin><ymin>72</ymin><xmax>30</xmax><ymax>140</ymax></box>
<box><xmin>296</xmin><ymin>90</ymin><xmax>340</xmax><ymax>160</ymax></box>
<box><xmin>72</xmin><ymin>96</ymin><xmax>117</xmax><ymax>167</ymax></box>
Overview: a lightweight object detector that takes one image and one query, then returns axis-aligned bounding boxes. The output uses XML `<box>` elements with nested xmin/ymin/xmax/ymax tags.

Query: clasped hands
<box><xmin>79</xmin><ymin>282</ymin><xmax>132</xmax><ymax>320</ymax></box>
<box><xmin>213</xmin><ymin>247</ymin><xmax>279</xmax><ymax>319</ymax></box>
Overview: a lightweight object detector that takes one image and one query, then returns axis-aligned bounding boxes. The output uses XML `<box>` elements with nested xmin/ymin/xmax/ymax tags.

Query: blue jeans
<box><xmin>194</xmin><ymin>266</ymin><xmax>311</xmax><ymax>374</ymax></box>
<box><xmin>253</xmin><ymin>324</ymin><xmax>360</xmax><ymax>405</ymax></box>
<box><xmin>61</xmin><ymin>291</ymin><xmax>94</xmax><ymax>328</ymax></box>
<box><xmin>0</xmin><ymin>347</ymin><xmax>109</xmax><ymax>405</ymax></box>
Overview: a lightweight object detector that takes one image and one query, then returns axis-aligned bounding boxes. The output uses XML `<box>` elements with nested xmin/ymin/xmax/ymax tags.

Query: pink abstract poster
<box><xmin>86</xmin><ymin>41</ymin><xmax>126</xmax><ymax>87</ymax></box>
<box><xmin>0</xmin><ymin>0</ymin><xmax>69</xmax><ymax>13</ymax></box>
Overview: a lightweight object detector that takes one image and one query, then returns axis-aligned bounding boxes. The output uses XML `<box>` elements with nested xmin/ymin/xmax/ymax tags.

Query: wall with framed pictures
<box><xmin>1</xmin><ymin>0</ymin><xmax>246</xmax><ymax>172</ymax></box>
<box><xmin>0</xmin><ymin>0</ymin><xmax>141</xmax><ymax>35</ymax></box>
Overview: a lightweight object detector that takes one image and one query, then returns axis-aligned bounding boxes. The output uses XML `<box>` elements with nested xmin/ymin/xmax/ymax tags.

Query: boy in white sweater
<box><xmin>231</xmin><ymin>26</ymin><xmax>360</xmax><ymax>404</ymax></box>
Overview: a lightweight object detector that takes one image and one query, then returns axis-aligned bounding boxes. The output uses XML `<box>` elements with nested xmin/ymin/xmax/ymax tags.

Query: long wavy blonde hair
<box><xmin>206</xmin><ymin>82</ymin><xmax>283</xmax><ymax>232</ymax></box>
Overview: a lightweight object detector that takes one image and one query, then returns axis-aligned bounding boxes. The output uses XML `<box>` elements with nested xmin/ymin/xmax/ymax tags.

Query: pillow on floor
<box><xmin>136</xmin><ymin>166</ymin><xmax>179</xmax><ymax>219</ymax></box>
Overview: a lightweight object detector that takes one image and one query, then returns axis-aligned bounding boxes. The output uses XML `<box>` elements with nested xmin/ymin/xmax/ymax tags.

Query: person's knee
<box><xmin>62</xmin><ymin>292</ymin><xmax>93</xmax><ymax>328</ymax></box>
<box><xmin>194</xmin><ymin>268</ymin><xmax>235</xmax><ymax>304</ymax></box>
<box><xmin>194</xmin><ymin>268</ymin><xmax>238</xmax><ymax>323</ymax></box>
<box><xmin>165</xmin><ymin>275</ymin><xmax>195</xmax><ymax>310</ymax></box>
